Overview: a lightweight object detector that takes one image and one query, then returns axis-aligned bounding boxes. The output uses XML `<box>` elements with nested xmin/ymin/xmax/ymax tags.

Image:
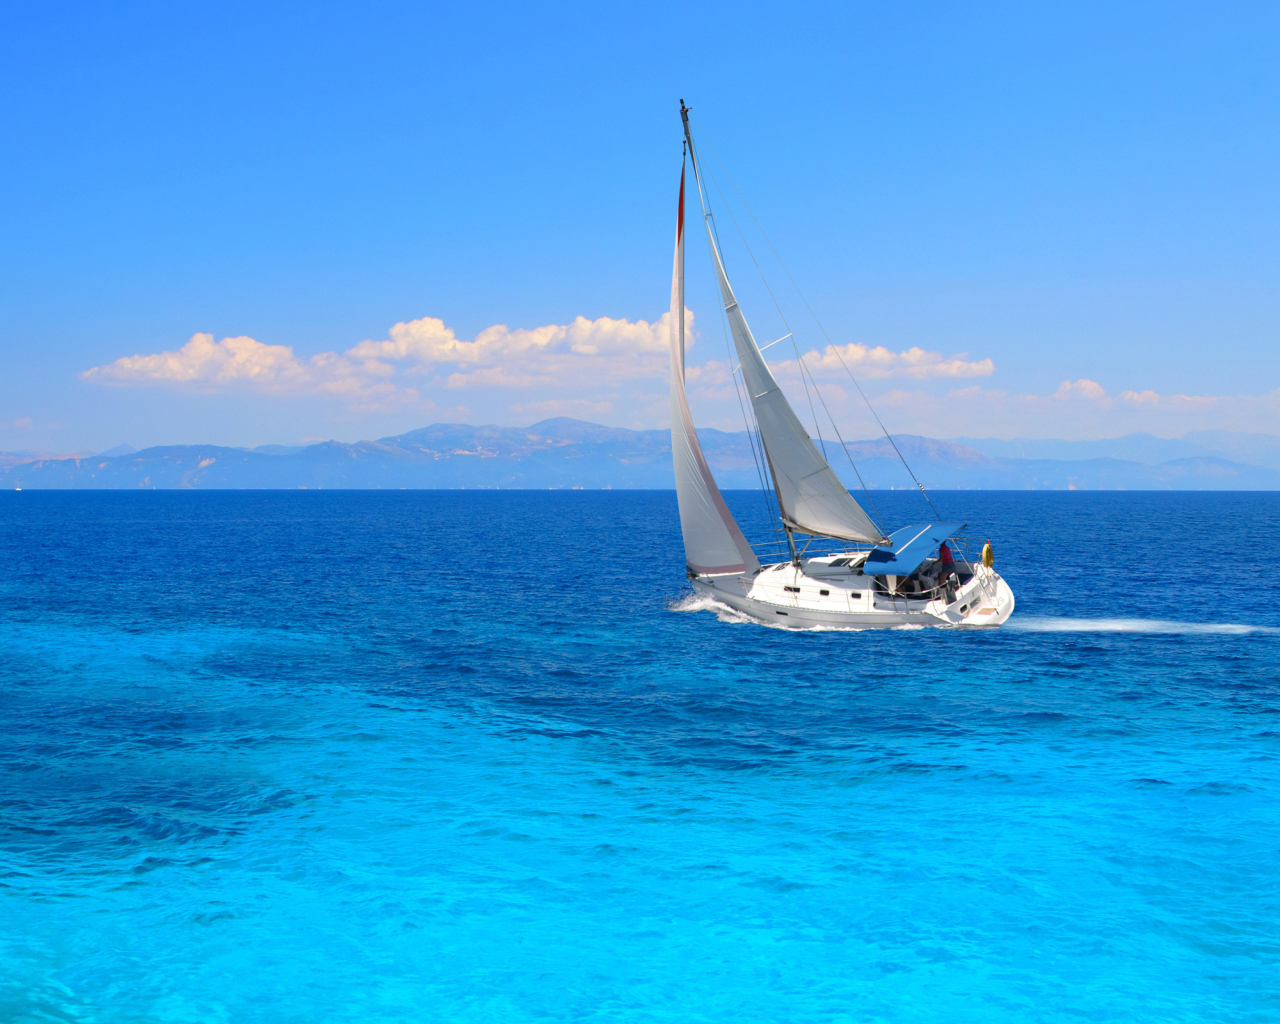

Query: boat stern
<box><xmin>937</xmin><ymin>566</ymin><xmax>1015</xmax><ymax>627</ymax></box>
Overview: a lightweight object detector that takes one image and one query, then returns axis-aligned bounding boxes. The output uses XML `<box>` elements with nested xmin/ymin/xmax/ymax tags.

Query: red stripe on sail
<box><xmin>677</xmin><ymin>163</ymin><xmax>685</xmax><ymax>242</ymax></box>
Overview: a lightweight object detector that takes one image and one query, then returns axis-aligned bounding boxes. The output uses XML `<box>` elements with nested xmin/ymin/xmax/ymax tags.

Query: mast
<box><xmin>681</xmin><ymin>101</ymin><xmax>799</xmax><ymax>564</ymax></box>
<box><xmin>680</xmin><ymin>101</ymin><xmax>888</xmax><ymax>552</ymax></box>
<box><xmin>667</xmin><ymin>112</ymin><xmax>761</xmax><ymax>579</ymax></box>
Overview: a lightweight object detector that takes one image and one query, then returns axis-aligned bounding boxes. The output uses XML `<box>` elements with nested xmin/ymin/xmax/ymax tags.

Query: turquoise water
<box><xmin>1</xmin><ymin>491</ymin><xmax>1277</xmax><ymax>1022</ymax></box>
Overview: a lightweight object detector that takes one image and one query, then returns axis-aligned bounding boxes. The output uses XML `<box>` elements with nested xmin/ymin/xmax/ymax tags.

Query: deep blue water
<box><xmin>1</xmin><ymin>490</ymin><xmax>1277</xmax><ymax>1023</ymax></box>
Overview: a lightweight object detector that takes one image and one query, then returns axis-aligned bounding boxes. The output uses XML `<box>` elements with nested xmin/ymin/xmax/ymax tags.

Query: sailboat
<box><xmin>669</xmin><ymin>103</ymin><xmax>1014</xmax><ymax>628</ymax></box>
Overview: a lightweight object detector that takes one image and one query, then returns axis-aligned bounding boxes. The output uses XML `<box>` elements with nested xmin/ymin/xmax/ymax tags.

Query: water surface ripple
<box><xmin>1</xmin><ymin>491</ymin><xmax>1277</xmax><ymax>1022</ymax></box>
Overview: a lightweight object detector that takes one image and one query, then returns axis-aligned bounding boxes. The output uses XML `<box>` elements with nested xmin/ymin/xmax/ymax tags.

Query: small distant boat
<box><xmin>669</xmin><ymin>103</ymin><xmax>1014</xmax><ymax>628</ymax></box>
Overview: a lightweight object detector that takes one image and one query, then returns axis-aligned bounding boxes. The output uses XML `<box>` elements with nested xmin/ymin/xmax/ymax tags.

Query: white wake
<box><xmin>669</xmin><ymin>598</ymin><xmax>1276</xmax><ymax>636</ymax></box>
<box><xmin>668</xmin><ymin>592</ymin><xmax>774</xmax><ymax>627</ymax></box>
<box><xmin>1008</xmin><ymin>616</ymin><xmax>1277</xmax><ymax>635</ymax></box>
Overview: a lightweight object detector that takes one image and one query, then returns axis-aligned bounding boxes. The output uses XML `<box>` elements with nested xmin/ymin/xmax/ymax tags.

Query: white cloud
<box><xmin>678</xmin><ymin>342</ymin><xmax>993</xmax><ymax>426</ymax></box>
<box><xmin>82</xmin><ymin>313</ymin><xmax>683</xmax><ymax>413</ymax></box>
<box><xmin>82</xmin><ymin>314</ymin><xmax>1276</xmax><ymax>440</ymax></box>
<box><xmin>772</xmin><ymin>342</ymin><xmax>993</xmax><ymax>381</ymax></box>
<box><xmin>352</xmin><ymin>313</ymin><xmax>674</xmax><ymax>365</ymax></box>
<box><xmin>349</xmin><ymin>312</ymin><xmax>679</xmax><ymax>390</ymax></box>
<box><xmin>838</xmin><ymin>382</ymin><xmax>1280</xmax><ymax>439</ymax></box>
<box><xmin>82</xmin><ymin>333</ymin><xmax>413</xmax><ymax>410</ymax></box>
<box><xmin>82</xmin><ymin>316</ymin><xmax>992</xmax><ymax>418</ymax></box>
<box><xmin>84</xmin><ymin>333</ymin><xmax>307</xmax><ymax>386</ymax></box>
<box><xmin>1054</xmin><ymin>378</ymin><xmax>1109</xmax><ymax>401</ymax></box>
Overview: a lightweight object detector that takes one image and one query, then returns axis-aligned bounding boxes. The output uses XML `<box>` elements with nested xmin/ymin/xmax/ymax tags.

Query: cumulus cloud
<box><xmin>679</xmin><ymin>341</ymin><xmax>993</xmax><ymax>418</ymax></box>
<box><xmin>351</xmin><ymin>313</ymin><xmax>673</xmax><ymax>367</ymax></box>
<box><xmin>773</xmin><ymin>342</ymin><xmax>993</xmax><ymax>381</ymax></box>
<box><xmin>82</xmin><ymin>333</ymin><xmax>412</xmax><ymax>409</ymax></box>
<box><xmin>840</xmin><ymin>382</ymin><xmax>1280</xmax><ymax>440</ymax></box>
<box><xmin>88</xmin><ymin>313</ymin><xmax>1273</xmax><ymax>440</ymax></box>
<box><xmin>1119</xmin><ymin>388</ymin><xmax>1225</xmax><ymax>411</ymax></box>
<box><xmin>82</xmin><ymin>313</ymin><xmax>989</xmax><ymax>414</ymax></box>
<box><xmin>85</xmin><ymin>334</ymin><xmax>307</xmax><ymax>386</ymax></box>
<box><xmin>1054</xmin><ymin>378</ymin><xmax>1108</xmax><ymax>401</ymax></box>
<box><xmin>349</xmin><ymin>312</ymin><xmax>678</xmax><ymax>390</ymax></box>
<box><xmin>679</xmin><ymin>367</ymin><xmax>1280</xmax><ymax>439</ymax></box>
<box><xmin>82</xmin><ymin>312</ymin><xmax>683</xmax><ymax>412</ymax></box>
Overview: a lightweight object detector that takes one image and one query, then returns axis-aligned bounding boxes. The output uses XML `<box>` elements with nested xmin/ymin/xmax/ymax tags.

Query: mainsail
<box><xmin>669</xmin><ymin>158</ymin><xmax>761</xmax><ymax>576</ymax></box>
<box><xmin>682</xmin><ymin>122</ymin><xmax>886</xmax><ymax>545</ymax></box>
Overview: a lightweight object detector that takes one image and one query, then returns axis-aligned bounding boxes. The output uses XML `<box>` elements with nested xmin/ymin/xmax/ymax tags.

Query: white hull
<box><xmin>667</xmin><ymin>114</ymin><xmax>1016</xmax><ymax>633</ymax></box>
<box><xmin>692</xmin><ymin>559</ymin><xmax>1014</xmax><ymax>630</ymax></box>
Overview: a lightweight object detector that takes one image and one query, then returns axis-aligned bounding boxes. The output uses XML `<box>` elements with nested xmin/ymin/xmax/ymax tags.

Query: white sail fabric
<box><xmin>703</xmin><ymin>229</ymin><xmax>885</xmax><ymax>545</ymax></box>
<box><xmin>669</xmin><ymin>162</ymin><xmax>760</xmax><ymax>576</ymax></box>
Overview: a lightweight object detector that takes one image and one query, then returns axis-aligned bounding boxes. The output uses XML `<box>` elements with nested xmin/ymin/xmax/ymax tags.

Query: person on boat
<box><xmin>937</xmin><ymin>541</ymin><xmax>957</xmax><ymax>601</ymax></box>
<box><xmin>981</xmin><ymin>539</ymin><xmax>994</xmax><ymax>569</ymax></box>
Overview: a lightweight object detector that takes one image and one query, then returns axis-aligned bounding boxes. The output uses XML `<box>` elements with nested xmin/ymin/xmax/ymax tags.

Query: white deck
<box><xmin>692</xmin><ymin>555</ymin><xmax>1014</xmax><ymax>629</ymax></box>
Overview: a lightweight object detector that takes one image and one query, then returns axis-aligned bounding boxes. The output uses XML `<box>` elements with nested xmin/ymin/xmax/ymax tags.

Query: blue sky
<box><xmin>2</xmin><ymin>0</ymin><xmax>1278</xmax><ymax>451</ymax></box>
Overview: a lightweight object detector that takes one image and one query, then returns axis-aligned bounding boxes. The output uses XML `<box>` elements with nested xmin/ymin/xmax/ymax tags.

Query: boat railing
<box><xmin>748</xmin><ymin>535</ymin><xmax>876</xmax><ymax>563</ymax></box>
<box><xmin>750</xmin><ymin>532</ymin><xmax>978</xmax><ymax>570</ymax></box>
<box><xmin>873</xmin><ymin>562</ymin><xmax>997</xmax><ymax>604</ymax></box>
<box><xmin>744</xmin><ymin>548</ymin><xmax>996</xmax><ymax>605</ymax></box>
<box><xmin>751</xmin><ymin>531</ymin><xmax>992</xmax><ymax>603</ymax></box>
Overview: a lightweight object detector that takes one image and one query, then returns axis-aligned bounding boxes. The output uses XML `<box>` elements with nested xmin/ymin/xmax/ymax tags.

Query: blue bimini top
<box><xmin>862</xmin><ymin>522</ymin><xmax>967</xmax><ymax>577</ymax></box>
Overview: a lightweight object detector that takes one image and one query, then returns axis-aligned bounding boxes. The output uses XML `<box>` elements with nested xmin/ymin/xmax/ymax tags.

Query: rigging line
<box><xmin>701</xmin><ymin>158</ymin><xmax>821</xmax><ymax>440</ymax></box>
<box><xmin>693</xmin><ymin>122</ymin><xmax>942</xmax><ymax>521</ymax></box>
<box><xmin>803</xmin><ymin>365</ymin><xmax>887</xmax><ymax>534</ymax></box>
<box><xmin>744</xmin><ymin>394</ymin><xmax>782</xmax><ymax>539</ymax></box>
<box><xmin>720</xmin><ymin>298</ymin><xmax>779</xmax><ymax>543</ymax></box>
<box><xmin>763</xmin><ymin>292</ymin><xmax>885</xmax><ymax>531</ymax></box>
<box><xmin>691</xmin><ymin>122</ymin><xmax>822</xmax><ymax>430</ymax></box>
<box><xmin>783</xmin><ymin>329</ymin><xmax>886</xmax><ymax>533</ymax></box>
<box><xmin>690</xmin><ymin>136</ymin><xmax>781</xmax><ymax>543</ymax></box>
<box><xmin>705</xmin><ymin>216</ymin><xmax>796</xmax><ymax>551</ymax></box>
<box><xmin>786</xmin><ymin>334</ymin><xmax>828</xmax><ymax>469</ymax></box>
<box><xmin>705</xmin><ymin>190</ymin><xmax>780</xmax><ymax>542</ymax></box>
<box><xmin>698</xmin><ymin>153</ymin><xmax>828</xmax><ymax>458</ymax></box>
<box><xmin>689</xmin><ymin>135</ymin><xmax>784</xmax><ymax>544</ymax></box>
<box><xmin>693</xmin><ymin>126</ymin><xmax>886</xmax><ymax>533</ymax></box>
<box><xmin>830</xmin><ymin>345</ymin><xmax>941</xmax><ymax>520</ymax></box>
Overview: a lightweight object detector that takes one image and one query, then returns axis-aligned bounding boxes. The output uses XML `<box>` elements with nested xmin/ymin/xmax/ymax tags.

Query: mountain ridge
<box><xmin>3</xmin><ymin>419</ymin><xmax>1278</xmax><ymax>490</ymax></box>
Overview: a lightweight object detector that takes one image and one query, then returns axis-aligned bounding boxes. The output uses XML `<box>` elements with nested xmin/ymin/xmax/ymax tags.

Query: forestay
<box><xmin>669</xmin><ymin>160</ymin><xmax>761</xmax><ymax>576</ymax></box>
<box><xmin>697</xmin><ymin>207</ymin><xmax>886</xmax><ymax>545</ymax></box>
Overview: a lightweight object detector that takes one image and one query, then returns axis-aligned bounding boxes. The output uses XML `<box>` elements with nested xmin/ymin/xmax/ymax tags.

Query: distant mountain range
<box><xmin>3</xmin><ymin>419</ymin><xmax>1279</xmax><ymax>490</ymax></box>
<box><xmin>954</xmin><ymin>430</ymin><xmax>1280</xmax><ymax>470</ymax></box>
